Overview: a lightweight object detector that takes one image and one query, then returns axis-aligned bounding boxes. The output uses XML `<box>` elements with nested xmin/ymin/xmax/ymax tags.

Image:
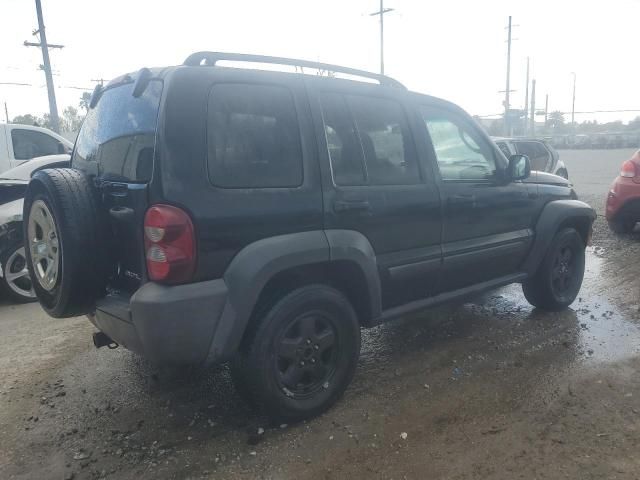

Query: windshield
<box><xmin>72</xmin><ymin>79</ymin><xmax>162</xmax><ymax>182</ymax></box>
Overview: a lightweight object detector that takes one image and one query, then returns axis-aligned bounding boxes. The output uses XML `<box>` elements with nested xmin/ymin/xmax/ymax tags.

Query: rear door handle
<box><xmin>333</xmin><ymin>199</ymin><xmax>371</xmax><ymax>213</ymax></box>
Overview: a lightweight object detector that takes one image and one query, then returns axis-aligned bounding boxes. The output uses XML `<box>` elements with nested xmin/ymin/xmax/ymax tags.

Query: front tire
<box><xmin>522</xmin><ymin>228</ymin><xmax>585</xmax><ymax>311</ymax></box>
<box><xmin>231</xmin><ymin>285</ymin><xmax>361</xmax><ymax>422</ymax></box>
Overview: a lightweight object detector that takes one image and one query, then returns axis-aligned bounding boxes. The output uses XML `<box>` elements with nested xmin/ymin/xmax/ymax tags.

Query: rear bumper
<box><xmin>89</xmin><ymin>279</ymin><xmax>230</xmax><ymax>366</ymax></box>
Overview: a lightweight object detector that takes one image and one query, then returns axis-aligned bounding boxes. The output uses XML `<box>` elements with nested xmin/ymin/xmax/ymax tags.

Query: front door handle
<box><xmin>447</xmin><ymin>194</ymin><xmax>476</xmax><ymax>207</ymax></box>
<box><xmin>333</xmin><ymin>199</ymin><xmax>371</xmax><ymax>213</ymax></box>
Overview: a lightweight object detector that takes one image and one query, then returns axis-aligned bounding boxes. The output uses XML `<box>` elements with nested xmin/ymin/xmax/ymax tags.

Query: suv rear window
<box><xmin>207</xmin><ymin>83</ymin><xmax>303</xmax><ymax>188</ymax></box>
<box><xmin>73</xmin><ymin>80</ymin><xmax>162</xmax><ymax>182</ymax></box>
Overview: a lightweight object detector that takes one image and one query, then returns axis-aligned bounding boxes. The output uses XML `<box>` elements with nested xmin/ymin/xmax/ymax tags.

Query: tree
<box><xmin>547</xmin><ymin>111</ymin><xmax>565</xmax><ymax>130</ymax></box>
<box><xmin>627</xmin><ymin>116</ymin><xmax>640</xmax><ymax>131</ymax></box>
<box><xmin>79</xmin><ymin>92</ymin><xmax>91</xmax><ymax>113</ymax></box>
<box><xmin>11</xmin><ymin>114</ymin><xmax>42</xmax><ymax>126</ymax></box>
<box><xmin>61</xmin><ymin>106</ymin><xmax>84</xmax><ymax>132</ymax></box>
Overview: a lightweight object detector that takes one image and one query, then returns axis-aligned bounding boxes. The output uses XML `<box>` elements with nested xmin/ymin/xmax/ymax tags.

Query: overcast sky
<box><xmin>2</xmin><ymin>0</ymin><xmax>639</xmax><ymax>124</ymax></box>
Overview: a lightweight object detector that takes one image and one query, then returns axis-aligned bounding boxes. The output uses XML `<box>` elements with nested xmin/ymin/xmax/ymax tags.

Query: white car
<box><xmin>0</xmin><ymin>154</ymin><xmax>70</xmax><ymax>302</ymax></box>
<box><xmin>0</xmin><ymin>123</ymin><xmax>73</xmax><ymax>174</ymax></box>
<box><xmin>492</xmin><ymin>137</ymin><xmax>569</xmax><ymax>179</ymax></box>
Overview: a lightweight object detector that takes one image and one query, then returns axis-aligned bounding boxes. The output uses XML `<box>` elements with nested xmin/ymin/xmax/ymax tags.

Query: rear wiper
<box><xmin>132</xmin><ymin>68</ymin><xmax>152</xmax><ymax>98</ymax></box>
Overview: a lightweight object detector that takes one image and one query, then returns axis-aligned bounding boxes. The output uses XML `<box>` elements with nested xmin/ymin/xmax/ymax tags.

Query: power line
<box><xmin>477</xmin><ymin>108</ymin><xmax>640</xmax><ymax>119</ymax></box>
<box><xmin>0</xmin><ymin>81</ymin><xmax>92</xmax><ymax>91</ymax></box>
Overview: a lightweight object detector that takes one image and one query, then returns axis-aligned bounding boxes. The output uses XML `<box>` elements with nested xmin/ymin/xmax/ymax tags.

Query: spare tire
<box><xmin>23</xmin><ymin>168</ymin><xmax>111</xmax><ymax>318</ymax></box>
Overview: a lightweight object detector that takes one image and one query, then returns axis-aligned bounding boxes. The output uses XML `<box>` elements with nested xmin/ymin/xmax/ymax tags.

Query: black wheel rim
<box><xmin>551</xmin><ymin>245</ymin><xmax>574</xmax><ymax>294</ymax></box>
<box><xmin>275</xmin><ymin>312</ymin><xmax>339</xmax><ymax>398</ymax></box>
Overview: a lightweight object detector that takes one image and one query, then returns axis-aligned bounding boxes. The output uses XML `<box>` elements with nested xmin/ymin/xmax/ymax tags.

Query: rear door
<box><xmin>307</xmin><ymin>80</ymin><xmax>442</xmax><ymax>308</ymax></box>
<box><xmin>72</xmin><ymin>77</ymin><xmax>162</xmax><ymax>293</ymax></box>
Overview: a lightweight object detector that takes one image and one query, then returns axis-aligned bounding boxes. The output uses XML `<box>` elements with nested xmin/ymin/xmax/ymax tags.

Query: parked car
<box><xmin>0</xmin><ymin>123</ymin><xmax>73</xmax><ymax>174</ymax></box>
<box><xmin>22</xmin><ymin>53</ymin><xmax>595</xmax><ymax>421</ymax></box>
<box><xmin>606</xmin><ymin>149</ymin><xmax>640</xmax><ymax>233</ymax></box>
<box><xmin>493</xmin><ymin>137</ymin><xmax>569</xmax><ymax>179</ymax></box>
<box><xmin>0</xmin><ymin>155</ymin><xmax>70</xmax><ymax>302</ymax></box>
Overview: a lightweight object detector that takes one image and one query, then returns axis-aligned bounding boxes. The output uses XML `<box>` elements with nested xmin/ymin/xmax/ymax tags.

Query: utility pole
<box><xmin>370</xmin><ymin>0</ymin><xmax>394</xmax><ymax>75</ymax></box>
<box><xmin>571</xmin><ymin>72</ymin><xmax>576</xmax><ymax>127</ymax></box>
<box><xmin>91</xmin><ymin>78</ymin><xmax>106</xmax><ymax>86</ymax></box>
<box><xmin>504</xmin><ymin>16</ymin><xmax>513</xmax><ymax>136</ymax></box>
<box><xmin>544</xmin><ymin>94</ymin><xmax>549</xmax><ymax>126</ymax></box>
<box><xmin>4</xmin><ymin>102</ymin><xmax>9</xmax><ymax>123</ymax></box>
<box><xmin>24</xmin><ymin>0</ymin><xmax>63</xmax><ymax>133</ymax></box>
<box><xmin>524</xmin><ymin>57</ymin><xmax>529</xmax><ymax>135</ymax></box>
<box><xmin>530</xmin><ymin>79</ymin><xmax>536</xmax><ymax>137</ymax></box>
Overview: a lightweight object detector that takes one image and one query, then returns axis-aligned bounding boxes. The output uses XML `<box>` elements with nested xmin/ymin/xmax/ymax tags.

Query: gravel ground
<box><xmin>1</xmin><ymin>148</ymin><xmax>639</xmax><ymax>480</ymax></box>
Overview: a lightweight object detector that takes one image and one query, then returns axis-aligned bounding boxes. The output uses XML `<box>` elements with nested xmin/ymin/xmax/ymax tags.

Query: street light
<box><xmin>571</xmin><ymin>72</ymin><xmax>576</xmax><ymax>127</ymax></box>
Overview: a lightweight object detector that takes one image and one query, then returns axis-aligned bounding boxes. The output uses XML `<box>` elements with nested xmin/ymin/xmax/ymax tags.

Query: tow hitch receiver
<box><xmin>93</xmin><ymin>331</ymin><xmax>119</xmax><ymax>349</ymax></box>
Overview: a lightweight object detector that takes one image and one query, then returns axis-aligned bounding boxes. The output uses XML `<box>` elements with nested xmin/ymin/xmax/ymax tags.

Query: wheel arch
<box><xmin>522</xmin><ymin>200</ymin><xmax>596</xmax><ymax>276</ymax></box>
<box><xmin>206</xmin><ymin>230</ymin><xmax>381</xmax><ymax>362</ymax></box>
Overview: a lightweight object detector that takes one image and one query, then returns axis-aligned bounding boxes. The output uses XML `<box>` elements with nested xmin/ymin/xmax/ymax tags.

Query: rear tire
<box><xmin>522</xmin><ymin>228</ymin><xmax>585</xmax><ymax>311</ymax></box>
<box><xmin>23</xmin><ymin>168</ymin><xmax>110</xmax><ymax>318</ymax></box>
<box><xmin>0</xmin><ymin>243</ymin><xmax>37</xmax><ymax>303</ymax></box>
<box><xmin>231</xmin><ymin>285</ymin><xmax>361</xmax><ymax>422</ymax></box>
<box><xmin>608</xmin><ymin>218</ymin><xmax>636</xmax><ymax>234</ymax></box>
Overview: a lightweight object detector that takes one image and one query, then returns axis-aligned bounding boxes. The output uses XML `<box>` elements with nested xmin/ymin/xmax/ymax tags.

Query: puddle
<box><xmin>497</xmin><ymin>247</ymin><xmax>640</xmax><ymax>365</ymax></box>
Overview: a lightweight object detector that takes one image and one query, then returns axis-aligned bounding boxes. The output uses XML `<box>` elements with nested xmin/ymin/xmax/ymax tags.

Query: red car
<box><xmin>606</xmin><ymin>149</ymin><xmax>640</xmax><ymax>233</ymax></box>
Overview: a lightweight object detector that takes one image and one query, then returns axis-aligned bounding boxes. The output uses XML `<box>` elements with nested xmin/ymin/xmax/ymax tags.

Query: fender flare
<box><xmin>522</xmin><ymin>199</ymin><xmax>596</xmax><ymax>276</ymax></box>
<box><xmin>205</xmin><ymin>230</ymin><xmax>381</xmax><ymax>362</ymax></box>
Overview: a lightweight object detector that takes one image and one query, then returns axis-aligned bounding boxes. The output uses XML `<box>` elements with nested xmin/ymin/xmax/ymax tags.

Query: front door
<box><xmin>420</xmin><ymin>104</ymin><xmax>537</xmax><ymax>292</ymax></box>
<box><xmin>307</xmin><ymin>81</ymin><xmax>442</xmax><ymax>308</ymax></box>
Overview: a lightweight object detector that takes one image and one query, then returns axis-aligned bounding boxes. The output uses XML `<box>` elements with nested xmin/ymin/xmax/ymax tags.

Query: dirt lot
<box><xmin>1</xmin><ymin>149</ymin><xmax>639</xmax><ymax>480</ymax></box>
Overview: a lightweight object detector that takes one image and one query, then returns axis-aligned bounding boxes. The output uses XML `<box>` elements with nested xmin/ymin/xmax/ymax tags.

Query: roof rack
<box><xmin>183</xmin><ymin>51</ymin><xmax>406</xmax><ymax>89</ymax></box>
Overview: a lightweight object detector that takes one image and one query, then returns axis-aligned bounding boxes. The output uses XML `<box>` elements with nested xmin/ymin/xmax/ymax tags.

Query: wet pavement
<box><xmin>1</xmin><ymin>149</ymin><xmax>640</xmax><ymax>480</ymax></box>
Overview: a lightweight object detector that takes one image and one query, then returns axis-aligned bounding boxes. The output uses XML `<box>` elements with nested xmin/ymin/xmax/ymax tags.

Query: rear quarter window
<box><xmin>72</xmin><ymin>79</ymin><xmax>162</xmax><ymax>182</ymax></box>
<box><xmin>206</xmin><ymin>83</ymin><xmax>303</xmax><ymax>188</ymax></box>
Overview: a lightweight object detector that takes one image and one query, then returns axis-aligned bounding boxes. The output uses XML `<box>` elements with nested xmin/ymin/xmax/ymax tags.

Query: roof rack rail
<box><xmin>183</xmin><ymin>51</ymin><xmax>406</xmax><ymax>89</ymax></box>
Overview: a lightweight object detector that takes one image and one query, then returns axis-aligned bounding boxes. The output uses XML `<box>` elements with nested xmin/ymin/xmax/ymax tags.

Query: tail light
<box><xmin>620</xmin><ymin>160</ymin><xmax>637</xmax><ymax>178</ymax></box>
<box><xmin>144</xmin><ymin>204</ymin><xmax>196</xmax><ymax>284</ymax></box>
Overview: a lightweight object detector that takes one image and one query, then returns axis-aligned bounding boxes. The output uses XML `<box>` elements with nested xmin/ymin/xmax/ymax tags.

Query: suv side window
<box><xmin>422</xmin><ymin>108</ymin><xmax>497</xmax><ymax>181</ymax></box>
<box><xmin>11</xmin><ymin>129</ymin><xmax>64</xmax><ymax>160</ymax></box>
<box><xmin>319</xmin><ymin>93</ymin><xmax>367</xmax><ymax>186</ymax></box>
<box><xmin>348</xmin><ymin>96</ymin><xmax>420</xmax><ymax>185</ymax></box>
<box><xmin>207</xmin><ymin>83</ymin><xmax>303</xmax><ymax>188</ymax></box>
<box><xmin>319</xmin><ymin>93</ymin><xmax>420</xmax><ymax>186</ymax></box>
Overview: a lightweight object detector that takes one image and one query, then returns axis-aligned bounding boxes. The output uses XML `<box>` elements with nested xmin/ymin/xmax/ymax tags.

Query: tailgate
<box><xmin>71</xmin><ymin>75</ymin><xmax>163</xmax><ymax>293</ymax></box>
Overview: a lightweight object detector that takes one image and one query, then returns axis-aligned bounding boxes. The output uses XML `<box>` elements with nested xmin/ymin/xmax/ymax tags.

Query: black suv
<box><xmin>23</xmin><ymin>53</ymin><xmax>595</xmax><ymax>421</ymax></box>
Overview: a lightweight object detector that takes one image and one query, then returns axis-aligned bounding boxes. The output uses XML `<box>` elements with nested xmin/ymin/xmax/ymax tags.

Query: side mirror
<box><xmin>507</xmin><ymin>154</ymin><xmax>530</xmax><ymax>181</ymax></box>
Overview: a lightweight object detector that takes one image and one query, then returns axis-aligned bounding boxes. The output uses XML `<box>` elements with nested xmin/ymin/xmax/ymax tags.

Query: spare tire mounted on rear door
<box><xmin>23</xmin><ymin>168</ymin><xmax>111</xmax><ymax>318</ymax></box>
